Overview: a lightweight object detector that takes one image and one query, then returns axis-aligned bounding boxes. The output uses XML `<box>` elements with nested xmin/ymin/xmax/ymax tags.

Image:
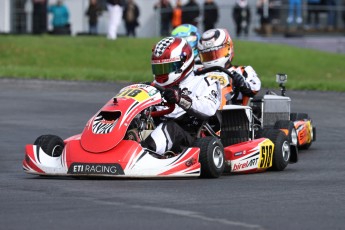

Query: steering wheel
<box><xmin>149</xmin><ymin>83</ymin><xmax>176</xmax><ymax>117</ymax></box>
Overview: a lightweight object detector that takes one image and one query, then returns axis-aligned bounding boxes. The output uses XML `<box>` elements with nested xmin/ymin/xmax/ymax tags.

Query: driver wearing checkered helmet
<box><xmin>142</xmin><ymin>36</ymin><xmax>221</xmax><ymax>156</ymax></box>
<box><xmin>197</xmin><ymin>28</ymin><xmax>261</xmax><ymax>106</ymax></box>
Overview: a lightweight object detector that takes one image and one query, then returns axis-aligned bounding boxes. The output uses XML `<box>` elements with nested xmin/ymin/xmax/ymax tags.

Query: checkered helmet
<box><xmin>151</xmin><ymin>37</ymin><xmax>194</xmax><ymax>88</ymax></box>
<box><xmin>198</xmin><ymin>28</ymin><xmax>234</xmax><ymax>68</ymax></box>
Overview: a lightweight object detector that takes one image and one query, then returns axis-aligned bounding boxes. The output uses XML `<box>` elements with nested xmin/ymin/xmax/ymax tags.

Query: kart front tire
<box><xmin>290</xmin><ymin>113</ymin><xmax>314</xmax><ymax>149</ymax></box>
<box><xmin>34</xmin><ymin>135</ymin><xmax>64</xmax><ymax>157</ymax></box>
<box><xmin>193</xmin><ymin>137</ymin><xmax>225</xmax><ymax>178</ymax></box>
<box><xmin>258</xmin><ymin>129</ymin><xmax>290</xmax><ymax>171</ymax></box>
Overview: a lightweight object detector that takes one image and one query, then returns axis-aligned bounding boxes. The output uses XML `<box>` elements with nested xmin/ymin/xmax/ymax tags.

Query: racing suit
<box><xmin>204</xmin><ymin>65</ymin><xmax>261</xmax><ymax>107</ymax></box>
<box><xmin>144</xmin><ymin>72</ymin><xmax>221</xmax><ymax>155</ymax></box>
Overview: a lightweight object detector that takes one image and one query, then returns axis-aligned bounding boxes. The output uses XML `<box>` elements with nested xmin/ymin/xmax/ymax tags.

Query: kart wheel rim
<box><xmin>282</xmin><ymin>141</ymin><xmax>290</xmax><ymax>162</ymax></box>
<box><xmin>213</xmin><ymin>146</ymin><xmax>224</xmax><ymax>169</ymax></box>
<box><xmin>291</xmin><ymin>128</ymin><xmax>298</xmax><ymax>146</ymax></box>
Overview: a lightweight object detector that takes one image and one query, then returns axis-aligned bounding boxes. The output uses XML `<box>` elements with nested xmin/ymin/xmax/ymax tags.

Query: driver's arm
<box><xmin>241</xmin><ymin>66</ymin><xmax>261</xmax><ymax>97</ymax></box>
<box><xmin>179</xmin><ymin>77</ymin><xmax>221</xmax><ymax>120</ymax></box>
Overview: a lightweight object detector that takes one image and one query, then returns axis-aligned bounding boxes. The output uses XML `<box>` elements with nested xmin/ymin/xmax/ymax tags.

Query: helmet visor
<box><xmin>199</xmin><ymin>44</ymin><xmax>230</xmax><ymax>63</ymax></box>
<box><xmin>152</xmin><ymin>60</ymin><xmax>183</xmax><ymax>76</ymax></box>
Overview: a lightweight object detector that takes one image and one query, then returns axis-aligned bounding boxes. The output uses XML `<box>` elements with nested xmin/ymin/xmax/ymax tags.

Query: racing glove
<box><xmin>231</xmin><ymin>71</ymin><xmax>254</xmax><ymax>97</ymax></box>
<box><xmin>163</xmin><ymin>88</ymin><xmax>181</xmax><ymax>104</ymax></box>
<box><xmin>163</xmin><ymin>88</ymin><xmax>192</xmax><ymax>110</ymax></box>
<box><xmin>231</xmin><ymin>71</ymin><xmax>247</xmax><ymax>88</ymax></box>
<box><xmin>178</xmin><ymin>95</ymin><xmax>192</xmax><ymax>110</ymax></box>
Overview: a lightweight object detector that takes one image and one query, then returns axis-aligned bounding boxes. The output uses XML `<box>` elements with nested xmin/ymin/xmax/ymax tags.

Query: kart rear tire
<box><xmin>258</xmin><ymin>129</ymin><xmax>290</xmax><ymax>171</ymax></box>
<box><xmin>34</xmin><ymin>135</ymin><xmax>64</xmax><ymax>157</ymax></box>
<box><xmin>193</xmin><ymin>137</ymin><xmax>225</xmax><ymax>178</ymax></box>
<box><xmin>274</xmin><ymin>120</ymin><xmax>298</xmax><ymax>146</ymax></box>
<box><xmin>290</xmin><ymin>113</ymin><xmax>309</xmax><ymax>121</ymax></box>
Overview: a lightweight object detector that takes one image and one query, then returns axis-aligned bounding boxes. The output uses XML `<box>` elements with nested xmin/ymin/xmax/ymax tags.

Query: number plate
<box><xmin>258</xmin><ymin>139</ymin><xmax>274</xmax><ymax>169</ymax></box>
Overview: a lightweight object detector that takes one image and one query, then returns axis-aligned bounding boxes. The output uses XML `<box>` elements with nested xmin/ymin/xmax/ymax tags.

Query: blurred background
<box><xmin>0</xmin><ymin>0</ymin><xmax>344</xmax><ymax>38</ymax></box>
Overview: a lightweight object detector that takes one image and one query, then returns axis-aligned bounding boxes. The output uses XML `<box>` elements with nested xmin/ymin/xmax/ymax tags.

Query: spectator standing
<box><xmin>343</xmin><ymin>0</ymin><xmax>345</xmax><ymax>27</ymax></box>
<box><xmin>107</xmin><ymin>0</ymin><xmax>123</xmax><ymax>40</ymax></box>
<box><xmin>32</xmin><ymin>0</ymin><xmax>47</xmax><ymax>34</ymax></box>
<box><xmin>233</xmin><ymin>0</ymin><xmax>251</xmax><ymax>37</ymax></box>
<box><xmin>86</xmin><ymin>0</ymin><xmax>102</xmax><ymax>35</ymax></box>
<box><xmin>123</xmin><ymin>0</ymin><xmax>140</xmax><ymax>37</ymax></box>
<box><xmin>306</xmin><ymin>0</ymin><xmax>321</xmax><ymax>30</ymax></box>
<box><xmin>172</xmin><ymin>0</ymin><xmax>182</xmax><ymax>29</ymax></box>
<box><xmin>48</xmin><ymin>0</ymin><xmax>70</xmax><ymax>35</ymax></box>
<box><xmin>203</xmin><ymin>0</ymin><xmax>219</xmax><ymax>31</ymax></box>
<box><xmin>256</xmin><ymin>0</ymin><xmax>273</xmax><ymax>36</ymax></box>
<box><xmin>287</xmin><ymin>0</ymin><xmax>303</xmax><ymax>25</ymax></box>
<box><xmin>154</xmin><ymin>0</ymin><xmax>173</xmax><ymax>36</ymax></box>
<box><xmin>326</xmin><ymin>0</ymin><xmax>336</xmax><ymax>31</ymax></box>
<box><xmin>182</xmin><ymin>0</ymin><xmax>200</xmax><ymax>27</ymax></box>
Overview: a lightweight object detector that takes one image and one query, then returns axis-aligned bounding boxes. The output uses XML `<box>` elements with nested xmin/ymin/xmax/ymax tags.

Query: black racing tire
<box><xmin>34</xmin><ymin>135</ymin><xmax>64</xmax><ymax>157</ymax></box>
<box><xmin>193</xmin><ymin>136</ymin><xmax>225</xmax><ymax>178</ymax></box>
<box><xmin>300</xmin><ymin>141</ymin><xmax>312</xmax><ymax>150</ymax></box>
<box><xmin>290</xmin><ymin>113</ymin><xmax>309</xmax><ymax>121</ymax></box>
<box><xmin>257</xmin><ymin>129</ymin><xmax>290</xmax><ymax>171</ymax></box>
<box><xmin>274</xmin><ymin>120</ymin><xmax>298</xmax><ymax>146</ymax></box>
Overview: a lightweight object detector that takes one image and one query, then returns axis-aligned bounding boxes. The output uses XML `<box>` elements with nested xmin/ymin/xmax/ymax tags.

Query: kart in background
<box><xmin>197</xmin><ymin>67</ymin><xmax>299</xmax><ymax>174</ymax></box>
<box><xmin>201</xmin><ymin>67</ymin><xmax>316</xmax><ymax>160</ymax></box>
<box><xmin>250</xmin><ymin>73</ymin><xmax>316</xmax><ymax>151</ymax></box>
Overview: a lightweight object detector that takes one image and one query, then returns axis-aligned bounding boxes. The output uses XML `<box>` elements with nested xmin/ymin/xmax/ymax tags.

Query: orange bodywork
<box><xmin>294</xmin><ymin>120</ymin><xmax>313</xmax><ymax>146</ymax></box>
<box><xmin>221</xmin><ymin>85</ymin><xmax>233</xmax><ymax>109</ymax></box>
<box><xmin>279</xmin><ymin>129</ymin><xmax>289</xmax><ymax>136</ymax></box>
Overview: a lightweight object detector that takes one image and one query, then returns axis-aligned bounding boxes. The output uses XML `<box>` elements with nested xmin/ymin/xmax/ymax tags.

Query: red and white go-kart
<box><xmin>23</xmin><ymin>69</ymin><xmax>302</xmax><ymax>178</ymax></box>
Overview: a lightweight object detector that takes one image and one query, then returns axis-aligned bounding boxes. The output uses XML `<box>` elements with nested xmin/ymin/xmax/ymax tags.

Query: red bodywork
<box><xmin>23</xmin><ymin>84</ymin><xmax>202</xmax><ymax>178</ymax></box>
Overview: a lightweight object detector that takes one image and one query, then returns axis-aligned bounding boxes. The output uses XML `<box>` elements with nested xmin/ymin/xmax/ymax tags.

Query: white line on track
<box><xmin>93</xmin><ymin>199</ymin><xmax>265</xmax><ymax>229</ymax></box>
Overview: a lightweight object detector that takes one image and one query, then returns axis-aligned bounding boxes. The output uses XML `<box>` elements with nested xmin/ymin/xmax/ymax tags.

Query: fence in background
<box><xmin>4</xmin><ymin>0</ymin><xmax>345</xmax><ymax>37</ymax></box>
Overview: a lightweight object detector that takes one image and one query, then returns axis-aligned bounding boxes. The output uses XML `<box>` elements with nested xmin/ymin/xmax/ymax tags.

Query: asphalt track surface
<box><xmin>1</xmin><ymin>78</ymin><xmax>345</xmax><ymax>230</ymax></box>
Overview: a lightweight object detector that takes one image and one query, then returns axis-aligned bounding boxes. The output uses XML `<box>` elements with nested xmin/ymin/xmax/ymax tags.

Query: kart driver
<box><xmin>142</xmin><ymin>37</ymin><xmax>221</xmax><ymax>157</ymax></box>
<box><xmin>197</xmin><ymin>28</ymin><xmax>261</xmax><ymax>106</ymax></box>
<box><xmin>171</xmin><ymin>24</ymin><xmax>202</xmax><ymax>65</ymax></box>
